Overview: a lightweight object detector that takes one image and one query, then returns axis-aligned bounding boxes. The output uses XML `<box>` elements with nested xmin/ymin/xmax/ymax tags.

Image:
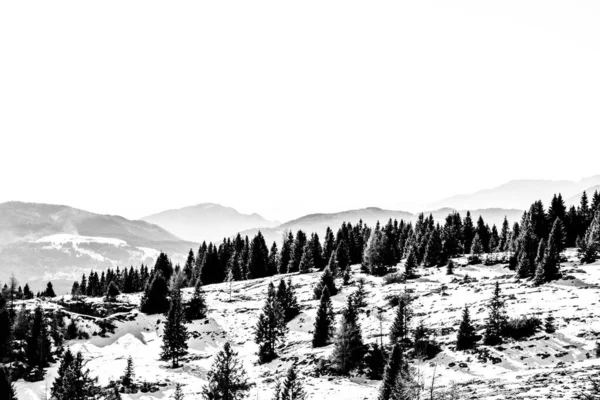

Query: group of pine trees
<box><xmin>72</xmin><ymin>264</ymin><xmax>152</xmax><ymax>298</ymax></box>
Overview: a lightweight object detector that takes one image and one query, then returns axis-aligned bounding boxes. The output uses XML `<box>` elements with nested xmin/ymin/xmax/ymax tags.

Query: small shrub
<box><xmin>383</xmin><ymin>273</ymin><xmax>405</xmax><ymax>285</ymax></box>
<box><xmin>502</xmin><ymin>316</ymin><xmax>541</xmax><ymax>340</ymax></box>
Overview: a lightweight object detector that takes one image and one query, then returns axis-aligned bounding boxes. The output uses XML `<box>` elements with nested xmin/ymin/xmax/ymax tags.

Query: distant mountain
<box><xmin>141</xmin><ymin>203</ymin><xmax>278</xmax><ymax>243</ymax></box>
<box><xmin>240</xmin><ymin>207</ymin><xmax>522</xmax><ymax>246</ymax></box>
<box><xmin>429</xmin><ymin>176</ymin><xmax>600</xmax><ymax>211</ymax></box>
<box><xmin>0</xmin><ymin>202</ymin><xmax>195</xmax><ymax>293</ymax></box>
<box><xmin>565</xmin><ymin>185</ymin><xmax>600</xmax><ymax>206</ymax></box>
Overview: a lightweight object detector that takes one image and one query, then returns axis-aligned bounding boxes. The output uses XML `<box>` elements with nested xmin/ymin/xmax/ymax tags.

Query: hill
<box><xmin>430</xmin><ymin>175</ymin><xmax>600</xmax><ymax>211</ymax></box>
<box><xmin>13</xmin><ymin>248</ymin><xmax>600</xmax><ymax>399</ymax></box>
<box><xmin>0</xmin><ymin>202</ymin><xmax>195</xmax><ymax>293</ymax></box>
<box><xmin>141</xmin><ymin>203</ymin><xmax>278</xmax><ymax>243</ymax></box>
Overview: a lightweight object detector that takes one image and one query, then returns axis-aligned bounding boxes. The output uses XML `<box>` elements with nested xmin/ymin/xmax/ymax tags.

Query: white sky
<box><xmin>1</xmin><ymin>1</ymin><xmax>600</xmax><ymax>222</ymax></box>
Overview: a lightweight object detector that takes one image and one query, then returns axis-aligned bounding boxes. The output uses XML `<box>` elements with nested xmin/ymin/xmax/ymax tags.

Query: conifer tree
<box><xmin>0</xmin><ymin>307</ymin><xmax>12</xmax><ymax>362</ymax></box>
<box><xmin>140</xmin><ymin>272</ymin><xmax>170</xmax><ymax>314</ymax></box>
<box><xmin>462</xmin><ymin>212</ymin><xmax>475</xmax><ymax>254</ymax></box>
<box><xmin>516</xmin><ymin>218</ymin><xmax>538</xmax><ymax>279</ymax></box>
<box><xmin>534</xmin><ymin>219</ymin><xmax>562</xmax><ymax>285</ymax></box>
<box><xmin>580</xmin><ymin>210</ymin><xmax>600</xmax><ymax>263</ymax></box>
<box><xmin>404</xmin><ymin>251</ymin><xmax>417</xmax><ymax>278</ymax></box>
<box><xmin>105</xmin><ymin>281</ymin><xmax>120</xmax><ymax>302</ymax></box>
<box><xmin>298</xmin><ymin>245</ymin><xmax>314</xmax><ymax>274</ymax></box>
<box><xmin>423</xmin><ymin>227</ymin><xmax>442</xmax><ymax>267</ymax></box>
<box><xmin>288</xmin><ymin>231</ymin><xmax>308</xmax><ymax>273</ymax></box>
<box><xmin>247</xmin><ymin>232</ymin><xmax>270</xmax><ymax>279</ymax></box>
<box><xmin>52</xmin><ymin>351</ymin><xmax>98</xmax><ymax>399</ymax></box>
<box><xmin>227</xmin><ymin>252</ymin><xmax>243</xmax><ymax>282</ymax></box>
<box><xmin>254</xmin><ymin>282</ymin><xmax>287</xmax><ymax>363</ymax></box>
<box><xmin>377</xmin><ymin>344</ymin><xmax>405</xmax><ymax>400</ymax></box>
<box><xmin>446</xmin><ymin>260</ymin><xmax>454</xmax><ymax>275</ymax></box>
<box><xmin>279</xmin><ymin>232</ymin><xmax>295</xmax><ymax>274</ymax></box>
<box><xmin>483</xmin><ymin>282</ymin><xmax>507</xmax><ymax>345</ymax></box>
<box><xmin>52</xmin><ymin>348</ymin><xmax>74</xmax><ymax>398</ymax></box>
<box><xmin>313</xmin><ymin>267</ymin><xmax>337</xmax><ymax>299</ymax></box>
<box><xmin>183</xmin><ymin>249</ymin><xmax>195</xmax><ymax>286</ymax></box>
<box><xmin>309</xmin><ymin>233</ymin><xmax>324</xmax><ymax>270</ymax></box>
<box><xmin>335</xmin><ymin>239</ymin><xmax>350</xmax><ymax>272</ymax></box>
<box><xmin>499</xmin><ymin>217</ymin><xmax>510</xmax><ymax>252</ymax></box>
<box><xmin>389</xmin><ymin>296</ymin><xmax>411</xmax><ymax>344</ymax></box>
<box><xmin>273</xmin><ymin>364</ymin><xmax>306</xmax><ymax>400</ymax></box>
<box><xmin>365</xmin><ymin>342</ymin><xmax>387</xmax><ymax>380</ymax></box>
<box><xmin>331</xmin><ymin>296</ymin><xmax>364</xmax><ymax>374</ymax></box>
<box><xmin>202</xmin><ymin>341</ymin><xmax>250</xmax><ymax>400</ymax></box>
<box><xmin>44</xmin><ymin>282</ymin><xmax>56</xmax><ymax>297</ymax></box>
<box><xmin>173</xmin><ymin>383</ymin><xmax>184</xmax><ymax>400</ymax></box>
<box><xmin>155</xmin><ymin>252</ymin><xmax>175</xmax><ymax>282</ymax></box>
<box><xmin>122</xmin><ymin>355</ymin><xmax>134</xmax><ymax>387</ymax></box>
<box><xmin>276</xmin><ymin>279</ymin><xmax>299</xmax><ymax>322</ymax></box>
<box><xmin>456</xmin><ymin>306</ymin><xmax>476</xmax><ymax>350</ymax></box>
<box><xmin>0</xmin><ymin>365</ymin><xmax>16</xmax><ymax>400</ymax></box>
<box><xmin>323</xmin><ymin>227</ymin><xmax>336</xmax><ymax>268</ymax></box>
<box><xmin>268</xmin><ymin>242</ymin><xmax>280</xmax><ymax>276</ymax></box>
<box><xmin>326</xmin><ymin>253</ymin><xmax>338</xmax><ymax>277</ymax></box>
<box><xmin>312</xmin><ymin>287</ymin><xmax>335</xmax><ymax>347</ymax></box>
<box><xmin>544</xmin><ymin>314</ymin><xmax>556</xmax><ymax>333</ymax></box>
<box><xmin>470</xmin><ymin>234</ymin><xmax>483</xmax><ymax>258</ymax></box>
<box><xmin>161</xmin><ymin>289</ymin><xmax>189</xmax><ymax>368</ymax></box>
<box><xmin>27</xmin><ymin>305</ymin><xmax>52</xmax><ymax>376</ymax></box>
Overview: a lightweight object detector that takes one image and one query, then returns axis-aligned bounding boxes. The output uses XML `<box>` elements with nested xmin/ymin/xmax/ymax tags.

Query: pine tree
<box><xmin>456</xmin><ymin>306</ymin><xmax>476</xmax><ymax>350</ymax></box>
<box><xmin>228</xmin><ymin>252</ymin><xmax>243</xmax><ymax>282</ymax></box>
<box><xmin>313</xmin><ymin>267</ymin><xmax>337</xmax><ymax>299</ymax></box>
<box><xmin>335</xmin><ymin>239</ymin><xmax>350</xmax><ymax>272</ymax></box>
<box><xmin>389</xmin><ymin>296</ymin><xmax>411</xmax><ymax>344</ymax></box>
<box><xmin>279</xmin><ymin>232</ymin><xmax>295</xmax><ymax>274</ymax></box>
<box><xmin>0</xmin><ymin>307</ymin><xmax>12</xmax><ymax>362</ymax></box>
<box><xmin>105</xmin><ymin>281</ymin><xmax>121</xmax><ymax>302</ymax></box>
<box><xmin>202</xmin><ymin>341</ymin><xmax>250</xmax><ymax>400</ymax></box>
<box><xmin>0</xmin><ymin>365</ymin><xmax>17</xmax><ymax>400</ymax></box>
<box><xmin>27</xmin><ymin>305</ymin><xmax>52</xmax><ymax>376</ymax></box>
<box><xmin>161</xmin><ymin>289</ymin><xmax>189</xmax><ymax>368</ymax></box>
<box><xmin>446</xmin><ymin>260</ymin><xmax>454</xmax><ymax>275</ymax></box>
<box><xmin>52</xmin><ymin>348</ymin><xmax>75</xmax><ymax>398</ymax></box>
<box><xmin>44</xmin><ymin>282</ymin><xmax>56</xmax><ymax>297</ymax></box>
<box><xmin>377</xmin><ymin>344</ymin><xmax>405</xmax><ymax>400</ymax></box>
<box><xmin>273</xmin><ymin>364</ymin><xmax>307</xmax><ymax>400</ymax></box>
<box><xmin>423</xmin><ymin>227</ymin><xmax>442</xmax><ymax>267</ymax></box>
<box><xmin>516</xmin><ymin>218</ymin><xmax>538</xmax><ymax>279</ymax></box>
<box><xmin>323</xmin><ymin>227</ymin><xmax>336</xmax><ymax>268</ymax></box>
<box><xmin>254</xmin><ymin>282</ymin><xmax>287</xmax><ymax>363</ymax></box>
<box><xmin>155</xmin><ymin>252</ymin><xmax>175</xmax><ymax>282</ymax></box>
<box><xmin>499</xmin><ymin>217</ymin><xmax>510</xmax><ymax>252</ymax></box>
<box><xmin>173</xmin><ymin>383</ymin><xmax>184</xmax><ymax>400</ymax></box>
<box><xmin>298</xmin><ymin>245</ymin><xmax>314</xmax><ymax>274</ymax></box>
<box><xmin>288</xmin><ymin>231</ymin><xmax>308</xmax><ymax>273</ymax></box>
<box><xmin>470</xmin><ymin>234</ymin><xmax>483</xmax><ymax>258</ymax></box>
<box><xmin>312</xmin><ymin>287</ymin><xmax>335</xmax><ymax>347</ymax></box>
<box><xmin>483</xmin><ymin>282</ymin><xmax>506</xmax><ymax>345</ymax></box>
<box><xmin>580</xmin><ymin>210</ymin><xmax>600</xmax><ymax>263</ymax></box>
<box><xmin>140</xmin><ymin>272</ymin><xmax>170</xmax><ymax>314</ymax></box>
<box><xmin>331</xmin><ymin>296</ymin><xmax>364</xmax><ymax>374</ymax></box>
<box><xmin>276</xmin><ymin>279</ymin><xmax>299</xmax><ymax>322</ymax></box>
<box><xmin>247</xmin><ymin>232</ymin><xmax>270</xmax><ymax>279</ymax></box>
<box><xmin>365</xmin><ymin>342</ymin><xmax>387</xmax><ymax>380</ymax></box>
<box><xmin>462</xmin><ymin>212</ymin><xmax>475</xmax><ymax>254</ymax></box>
<box><xmin>534</xmin><ymin>219</ymin><xmax>562</xmax><ymax>285</ymax></box>
<box><xmin>544</xmin><ymin>314</ymin><xmax>556</xmax><ymax>334</ymax></box>
<box><xmin>404</xmin><ymin>251</ymin><xmax>417</xmax><ymax>278</ymax></box>
<box><xmin>268</xmin><ymin>242</ymin><xmax>280</xmax><ymax>276</ymax></box>
<box><xmin>52</xmin><ymin>352</ymin><xmax>98</xmax><ymax>400</ymax></box>
<box><xmin>122</xmin><ymin>355</ymin><xmax>134</xmax><ymax>387</ymax></box>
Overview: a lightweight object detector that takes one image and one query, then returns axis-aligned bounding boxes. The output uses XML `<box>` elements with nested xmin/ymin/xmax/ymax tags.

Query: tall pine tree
<box><xmin>161</xmin><ymin>289</ymin><xmax>189</xmax><ymax>368</ymax></box>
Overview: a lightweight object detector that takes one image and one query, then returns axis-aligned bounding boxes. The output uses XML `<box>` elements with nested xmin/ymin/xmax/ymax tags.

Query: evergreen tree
<box><xmin>276</xmin><ymin>279</ymin><xmax>299</xmax><ymax>322</ymax></box>
<box><xmin>173</xmin><ymin>383</ymin><xmax>184</xmax><ymax>400</ymax></box>
<box><xmin>456</xmin><ymin>306</ymin><xmax>476</xmax><ymax>350</ymax></box>
<box><xmin>202</xmin><ymin>341</ymin><xmax>250</xmax><ymax>400</ymax></box>
<box><xmin>273</xmin><ymin>364</ymin><xmax>306</xmax><ymax>400</ymax></box>
<box><xmin>254</xmin><ymin>282</ymin><xmax>287</xmax><ymax>363</ymax></box>
<box><xmin>580</xmin><ymin>210</ymin><xmax>600</xmax><ymax>263</ymax></box>
<box><xmin>483</xmin><ymin>282</ymin><xmax>507</xmax><ymax>345</ymax></box>
<box><xmin>516</xmin><ymin>218</ymin><xmax>538</xmax><ymax>279</ymax></box>
<box><xmin>377</xmin><ymin>344</ymin><xmax>405</xmax><ymax>400</ymax></box>
<box><xmin>499</xmin><ymin>217</ymin><xmax>510</xmax><ymax>252</ymax></box>
<box><xmin>470</xmin><ymin>234</ymin><xmax>483</xmax><ymax>258</ymax></box>
<box><xmin>423</xmin><ymin>227</ymin><xmax>442</xmax><ymax>267</ymax></box>
<box><xmin>326</xmin><ymin>253</ymin><xmax>338</xmax><ymax>277</ymax></box>
<box><xmin>227</xmin><ymin>252</ymin><xmax>243</xmax><ymax>282</ymax></box>
<box><xmin>462</xmin><ymin>212</ymin><xmax>475</xmax><ymax>254</ymax></box>
<box><xmin>534</xmin><ymin>219</ymin><xmax>562</xmax><ymax>285</ymax></box>
<box><xmin>312</xmin><ymin>287</ymin><xmax>335</xmax><ymax>347</ymax></box>
<box><xmin>23</xmin><ymin>283</ymin><xmax>33</xmax><ymax>300</ymax></box>
<box><xmin>404</xmin><ymin>251</ymin><xmax>417</xmax><ymax>278</ymax></box>
<box><xmin>335</xmin><ymin>239</ymin><xmax>350</xmax><ymax>272</ymax></box>
<box><xmin>298</xmin><ymin>244</ymin><xmax>314</xmax><ymax>274</ymax></box>
<box><xmin>548</xmin><ymin>193</ymin><xmax>567</xmax><ymax>225</ymax></box>
<box><xmin>52</xmin><ymin>351</ymin><xmax>98</xmax><ymax>400</ymax></box>
<box><xmin>279</xmin><ymin>232</ymin><xmax>295</xmax><ymax>274</ymax></box>
<box><xmin>161</xmin><ymin>289</ymin><xmax>189</xmax><ymax>368</ymax></box>
<box><xmin>268</xmin><ymin>242</ymin><xmax>280</xmax><ymax>276</ymax></box>
<box><xmin>247</xmin><ymin>232</ymin><xmax>270</xmax><ymax>279</ymax></box>
<box><xmin>288</xmin><ymin>231</ymin><xmax>308</xmax><ymax>273</ymax></box>
<box><xmin>44</xmin><ymin>282</ymin><xmax>56</xmax><ymax>297</ymax></box>
<box><xmin>389</xmin><ymin>296</ymin><xmax>411</xmax><ymax>344</ymax></box>
<box><xmin>140</xmin><ymin>272</ymin><xmax>170</xmax><ymax>314</ymax></box>
<box><xmin>0</xmin><ymin>307</ymin><xmax>12</xmax><ymax>362</ymax></box>
<box><xmin>0</xmin><ymin>365</ymin><xmax>16</xmax><ymax>400</ymax></box>
<box><xmin>446</xmin><ymin>260</ymin><xmax>454</xmax><ymax>275</ymax></box>
<box><xmin>27</xmin><ymin>305</ymin><xmax>52</xmax><ymax>376</ymax></box>
<box><xmin>313</xmin><ymin>267</ymin><xmax>337</xmax><ymax>299</ymax></box>
<box><xmin>155</xmin><ymin>252</ymin><xmax>175</xmax><ymax>282</ymax></box>
<box><xmin>331</xmin><ymin>296</ymin><xmax>364</xmax><ymax>374</ymax></box>
<box><xmin>309</xmin><ymin>233</ymin><xmax>324</xmax><ymax>270</ymax></box>
<box><xmin>475</xmin><ymin>216</ymin><xmax>491</xmax><ymax>252</ymax></box>
<box><xmin>185</xmin><ymin>280</ymin><xmax>207</xmax><ymax>320</ymax></box>
<box><xmin>544</xmin><ymin>314</ymin><xmax>556</xmax><ymax>334</ymax></box>
<box><xmin>183</xmin><ymin>249</ymin><xmax>195</xmax><ymax>285</ymax></box>
<box><xmin>122</xmin><ymin>355</ymin><xmax>134</xmax><ymax>387</ymax></box>
<box><xmin>52</xmin><ymin>348</ymin><xmax>75</xmax><ymax>398</ymax></box>
<box><xmin>105</xmin><ymin>281</ymin><xmax>120</xmax><ymax>302</ymax></box>
<box><xmin>323</xmin><ymin>227</ymin><xmax>336</xmax><ymax>268</ymax></box>
<box><xmin>365</xmin><ymin>342</ymin><xmax>387</xmax><ymax>380</ymax></box>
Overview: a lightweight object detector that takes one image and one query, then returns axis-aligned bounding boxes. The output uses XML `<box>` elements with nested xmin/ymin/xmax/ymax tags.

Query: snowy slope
<box><xmin>14</xmin><ymin>249</ymin><xmax>600</xmax><ymax>400</ymax></box>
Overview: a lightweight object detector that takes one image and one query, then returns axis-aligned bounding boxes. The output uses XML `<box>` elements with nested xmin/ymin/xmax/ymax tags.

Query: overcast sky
<box><xmin>1</xmin><ymin>1</ymin><xmax>600</xmax><ymax>222</ymax></box>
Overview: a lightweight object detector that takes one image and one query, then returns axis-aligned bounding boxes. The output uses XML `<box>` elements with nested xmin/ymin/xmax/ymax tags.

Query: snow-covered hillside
<box><xmin>14</xmin><ymin>249</ymin><xmax>600</xmax><ymax>400</ymax></box>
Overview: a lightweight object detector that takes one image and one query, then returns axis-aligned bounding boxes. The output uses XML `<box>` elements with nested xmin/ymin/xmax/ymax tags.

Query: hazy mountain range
<box><xmin>141</xmin><ymin>203</ymin><xmax>279</xmax><ymax>243</ymax></box>
<box><xmin>3</xmin><ymin>175</ymin><xmax>600</xmax><ymax>293</ymax></box>
<box><xmin>429</xmin><ymin>175</ymin><xmax>600</xmax><ymax>211</ymax></box>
